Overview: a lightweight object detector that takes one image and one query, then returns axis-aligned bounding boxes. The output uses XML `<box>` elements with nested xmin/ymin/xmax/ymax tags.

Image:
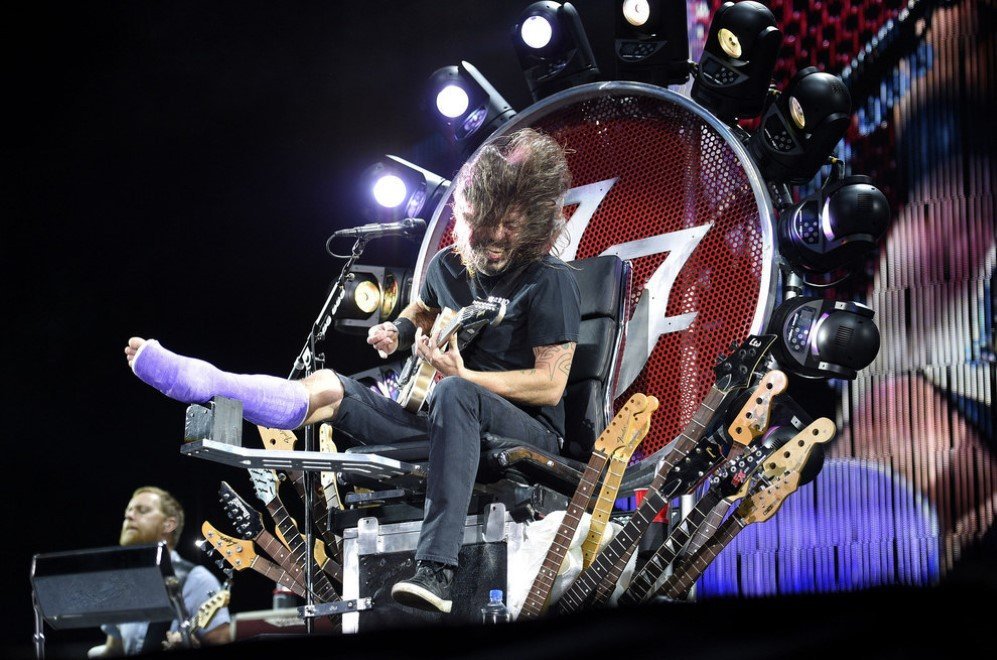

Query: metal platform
<box><xmin>180</xmin><ymin>440</ymin><xmax>427</xmax><ymax>485</ymax></box>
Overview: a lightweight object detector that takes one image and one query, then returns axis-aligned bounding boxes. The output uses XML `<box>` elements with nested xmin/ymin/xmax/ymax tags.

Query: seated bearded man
<box><xmin>125</xmin><ymin>127</ymin><xmax>581</xmax><ymax>613</ymax></box>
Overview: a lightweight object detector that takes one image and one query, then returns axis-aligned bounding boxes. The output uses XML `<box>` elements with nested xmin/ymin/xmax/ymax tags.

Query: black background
<box><xmin>5</xmin><ymin>2</ymin><xmax>992</xmax><ymax>658</ymax></box>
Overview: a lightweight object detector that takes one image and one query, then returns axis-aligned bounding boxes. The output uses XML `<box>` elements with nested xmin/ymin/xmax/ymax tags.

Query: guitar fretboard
<box><xmin>519</xmin><ymin>452</ymin><xmax>608</xmax><ymax>618</ymax></box>
<box><xmin>249</xmin><ymin>555</ymin><xmax>308</xmax><ymax>600</ymax></box>
<box><xmin>287</xmin><ymin>469</ymin><xmax>344</xmax><ymax>579</ymax></box>
<box><xmin>657</xmin><ymin>514</ymin><xmax>745</xmax><ymax>600</ymax></box>
<box><xmin>581</xmin><ymin>450</ymin><xmax>635</xmax><ymax>569</ymax></box>
<box><xmin>266</xmin><ymin>498</ymin><xmax>341</xmax><ymax>602</ymax></box>
<box><xmin>617</xmin><ymin>488</ymin><xmax>724</xmax><ymax>606</ymax></box>
<box><xmin>554</xmin><ymin>387</ymin><xmax>728</xmax><ymax>613</ymax></box>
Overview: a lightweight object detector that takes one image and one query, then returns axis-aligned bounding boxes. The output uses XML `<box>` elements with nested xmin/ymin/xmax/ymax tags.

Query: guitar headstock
<box><xmin>248</xmin><ymin>468</ymin><xmax>279</xmax><ymax>506</ymax></box>
<box><xmin>736</xmin><ymin>417</ymin><xmax>836</xmax><ymax>523</ymax></box>
<box><xmin>708</xmin><ymin>439</ymin><xmax>774</xmax><ymax>500</ymax></box>
<box><xmin>201</xmin><ymin>520</ymin><xmax>258</xmax><ymax>570</ymax></box>
<box><xmin>713</xmin><ymin>335</ymin><xmax>777</xmax><ymax>393</ymax></box>
<box><xmin>726</xmin><ymin>369</ymin><xmax>789</xmax><ymax>446</ymax></box>
<box><xmin>758</xmin><ymin>417</ymin><xmax>836</xmax><ymax>482</ymax></box>
<box><xmin>594</xmin><ymin>393</ymin><xmax>659</xmax><ymax>456</ymax></box>
<box><xmin>257</xmin><ymin>426</ymin><xmax>297</xmax><ymax>451</ymax></box>
<box><xmin>466</xmin><ymin>298</ymin><xmax>506</xmax><ymax>327</ymax></box>
<box><xmin>218</xmin><ymin>481</ymin><xmax>266</xmax><ymax>539</ymax></box>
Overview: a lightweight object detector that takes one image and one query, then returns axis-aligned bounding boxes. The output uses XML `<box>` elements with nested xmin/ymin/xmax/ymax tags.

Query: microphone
<box><xmin>329</xmin><ymin>217</ymin><xmax>426</xmax><ymax>240</ymax></box>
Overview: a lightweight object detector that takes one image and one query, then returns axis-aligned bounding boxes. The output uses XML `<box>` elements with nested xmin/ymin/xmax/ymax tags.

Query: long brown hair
<box><xmin>451</xmin><ymin>128</ymin><xmax>571</xmax><ymax>274</ymax></box>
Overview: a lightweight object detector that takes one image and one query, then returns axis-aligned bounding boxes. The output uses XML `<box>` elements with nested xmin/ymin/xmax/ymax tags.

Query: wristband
<box><xmin>393</xmin><ymin>317</ymin><xmax>417</xmax><ymax>349</ymax></box>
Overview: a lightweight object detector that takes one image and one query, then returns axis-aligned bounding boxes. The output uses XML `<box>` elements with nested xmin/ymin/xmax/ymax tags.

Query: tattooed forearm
<box><xmin>534</xmin><ymin>342</ymin><xmax>576</xmax><ymax>381</ymax></box>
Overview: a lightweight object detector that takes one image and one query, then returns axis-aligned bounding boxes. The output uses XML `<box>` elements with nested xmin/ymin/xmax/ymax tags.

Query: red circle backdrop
<box><xmin>414</xmin><ymin>83</ymin><xmax>776</xmax><ymax>460</ymax></box>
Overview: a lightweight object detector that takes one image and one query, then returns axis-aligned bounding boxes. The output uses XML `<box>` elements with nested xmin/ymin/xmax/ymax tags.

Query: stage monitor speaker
<box><xmin>31</xmin><ymin>542</ymin><xmax>179</xmax><ymax>629</ymax></box>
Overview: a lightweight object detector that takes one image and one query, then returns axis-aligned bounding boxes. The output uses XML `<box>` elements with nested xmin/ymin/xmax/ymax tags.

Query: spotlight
<box><xmin>767</xmin><ymin>296</ymin><xmax>880</xmax><ymax>380</ymax></box>
<box><xmin>691</xmin><ymin>0</ymin><xmax>782</xmax><ymax>122</ymax></box>
<box><xmin>360</xmin><ymin>155</ymin><xmax>450</xmax><ymax>222</ymax></box>
<box><xmin>748</xmin><ymin>67</ymin><xmax>852</xmax><ymax>185</ymax></box>
<box><xmin>512</xmin><ymin>1</ymin><xmax>600</xmax><ymax>102</ymax></box>
<box><xmin>778</xmin><ymin>172</ymin><xmax>891</xmax><ymax>274</ymax></box>
<box><xmin>426</xmin><ymin>61</ymin><xmax>516</xmax><ymax>155</ymax></box>
<box><xmin>614</xmin><ymin>0</ymin><xmax>691</xmax><ymax>86</ymax></box>
<box><xmin>332</xmin><ymin>265</ymin><xmax>414</xmax><ymax>335</ymax></box>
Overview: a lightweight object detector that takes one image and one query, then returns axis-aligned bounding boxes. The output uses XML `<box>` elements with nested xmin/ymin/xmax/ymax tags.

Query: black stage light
<box><xmin>426</xmin><ymin>61</ymin><xmax>517</xmax><ymax>159</ymax></box>
<box><xmin>614</xmin><ymin>0</ymin><xmax>691</xmax><ymax>86</ymax></box>
<box><xmin>767</xmin><ymin>295</ymin><xmax>880</xmax><ymax>380</ymax></box>
<box><xmin>778</xmin><ymin>172</ymin><xmax>891</xmax><ymax>274</ymax></box>
<box><xmin>332</xmin><ymin>265</ymin><xmax>414</xmax><ymax>335</ymax></box>
<box><xmin>691</xmin><ymin>0</ymin><xmax>782</xmax><ymax>122</ymax></box>
<box><xmin>360</xmin><ymin>155</ymin><xmax>449</xmax><ymax>222</ymax></box>
<box><xmin>512</xmin><ymin>1</ymin><xmax>600</xmax><ymax>102</ymax></box>
<box><xmin>748</xmin><ymin>67</ymin><xmax>852</xmax><ymax>185</ymax></box>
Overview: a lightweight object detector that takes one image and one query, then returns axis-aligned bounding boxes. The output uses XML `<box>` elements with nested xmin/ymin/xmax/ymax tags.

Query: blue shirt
<box><xmin>102</xmin><ymin>550</ymin><xmax>231</xmax><ymax>655</ymax></box>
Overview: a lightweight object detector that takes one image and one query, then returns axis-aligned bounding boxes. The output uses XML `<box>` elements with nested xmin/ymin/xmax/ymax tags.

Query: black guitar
<box><xmin>553</xmin><ymin>334</ymin><xmax>777</xmax><ymax>614</ymax></box>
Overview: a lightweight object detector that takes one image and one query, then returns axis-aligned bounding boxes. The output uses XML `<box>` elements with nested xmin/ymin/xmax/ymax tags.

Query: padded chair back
<box><xmin>559</xmin><ymin>255</ymin><xmax>629</xmax><ymax>461</ymax></box>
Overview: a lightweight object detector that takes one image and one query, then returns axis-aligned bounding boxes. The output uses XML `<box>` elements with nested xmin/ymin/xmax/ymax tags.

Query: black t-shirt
<box><xmin>419</xmin><ymin>248</ymin><xmax>581</xmax><ymax>437</ymax></box>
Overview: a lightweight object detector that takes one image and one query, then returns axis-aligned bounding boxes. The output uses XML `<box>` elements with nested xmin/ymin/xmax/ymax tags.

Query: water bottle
<box><xmin>272</xmin><ymin>583</ymin><xmax>297</xmax><ymax>609</ymax></box>
<box><xmin>480</xmin><ymin>589</ymin><xmax>511</xmax><ymax>624</ymax></box>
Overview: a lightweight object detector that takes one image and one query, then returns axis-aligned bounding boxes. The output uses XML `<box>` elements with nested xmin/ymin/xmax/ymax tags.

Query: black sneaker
<box><xmin>391</xmin><ymin>561</ymin><xmax>455</xmax><ymax>613</ymax></box>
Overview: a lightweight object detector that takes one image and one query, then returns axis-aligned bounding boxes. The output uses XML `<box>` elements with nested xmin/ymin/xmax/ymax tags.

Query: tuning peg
<box><xmin>223</xmin><ymin>568</ymin><xmax>234</xmax><ymax>579</ymax></box>
<box><xmin>215</xmin><ymin>559</ymin><xmax>227</xmax><ymax>570</ymax></box>
<box><xmin>729</xmin><ymin>341</ymin><xmax>739</xmax><ymax>352</ymax></box>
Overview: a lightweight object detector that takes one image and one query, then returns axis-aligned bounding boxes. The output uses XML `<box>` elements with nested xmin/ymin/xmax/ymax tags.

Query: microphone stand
<box><xmin>288</xmin><ymin>234</ymin><xmax>368</xmax><ymax>633</ymax></box>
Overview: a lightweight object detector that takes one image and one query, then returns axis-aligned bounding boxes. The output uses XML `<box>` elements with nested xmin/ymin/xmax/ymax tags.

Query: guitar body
<box><xmin>396</xmin><ymin>300</ymin><xmax>505</xmax><ymax>412</ymax></box>
<box><xmin>397</xmin><ymin>308</ymin><xmax>456</xmax><ymax>412</ymax></box>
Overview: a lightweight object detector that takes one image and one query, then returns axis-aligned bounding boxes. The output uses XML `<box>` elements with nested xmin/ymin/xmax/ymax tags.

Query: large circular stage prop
<box><xmin>413</xmin><ymin>82</ymin><xmax>777</xmax><ymax>460</ymax></box>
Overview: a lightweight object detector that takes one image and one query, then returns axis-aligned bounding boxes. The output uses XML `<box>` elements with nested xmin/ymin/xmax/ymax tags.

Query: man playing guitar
<box><xmin>124</xmin><ymin>128</ymin><xmax>581</xmax><ymax>614</ymax></box>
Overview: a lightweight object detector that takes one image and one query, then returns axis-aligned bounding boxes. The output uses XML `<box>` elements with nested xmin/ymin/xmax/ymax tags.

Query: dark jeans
<box><xmin>333</xmin><ymin>374</ymin><xmax>560</xmax><ymax>566</ymax></box>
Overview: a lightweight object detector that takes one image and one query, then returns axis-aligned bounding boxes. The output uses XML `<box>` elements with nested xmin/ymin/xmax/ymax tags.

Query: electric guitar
<box><xmin>218</xmin><ymin>481</ymin><xmax>330</xmax><ymax>601</ymax></box>
<box><xmin>167</xmin><ymin>577</ymin><xmax>231</xmax><ymax>648</ymax></box>
<box><xmin>673</xmin><ymin>368</ymin><xmax>788</xmax><ymax>562</ymax></box>
<box><xmin>200</xmin><ymin>520</ymin><xmax>307</xmax><ymax>599</ymax></box>
<box><xmin>246</xmin><ymin>469</ymin><xmax>342</xmax><ymax>599</ymax></box>
<box><xmin>579</xmin><ymin>420</ymin><xmax>648</xmax><ymax>569</ymax></box>
<box><xmin>518</xmin><ymin>392</ymin><xmax>659</xmax><ymax>619</ymax></box>
<box><xmin>618</xmin><ymin>415</ymin><xmax>797</xmax><ymax>606</ymax></box>
<box><xmin>553</xmin><ymin>335</ymin><xmax>777</xmax><ymax>614</ymax></box>
<box><xmin>397</xmin><ymin>299</ymin><xmax>506</xmax><ymax>412</ymax></box>
<box><xmin>655</xmin><ymin>417</ymin><xmax>836</xmax><ymax>600</ymax></box>
<box><xmin>257</xmin><ymin>425</ymin><xmax>344</xmax><ymax>564</ymax></box>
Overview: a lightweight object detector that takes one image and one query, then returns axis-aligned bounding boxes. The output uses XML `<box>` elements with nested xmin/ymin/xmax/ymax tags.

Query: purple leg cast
<box><xmin>131</xmin><ymin>339</ymin><xmax>309</xmax><ymax>429</ymax></box>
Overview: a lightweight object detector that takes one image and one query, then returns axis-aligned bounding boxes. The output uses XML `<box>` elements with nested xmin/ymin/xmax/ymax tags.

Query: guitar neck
<box><xmin>554</xmin><ymin>387</ymin><xmax>728</xmax><ymax>614</ymax></box>
<box><xmin>657</xmin><ymin>513</ymin><xmax>745</xmax><ymax>600</ymax></box>
<box><xmin>657</xmin><ymin>387</ymin><xmax>728</xmax><ymax>475</ymax></box>
<box><xmin>617</xmin><ymin>488</ymin><xmax>725</xmax><ymax>606</ymax></box>
<box><xmin>287</xmin><ymin>470</ymin><xmax>342</xmax><ymax>558</ymax></box>
<box><xmin>555</xmin><ymin>485</ymin><xmax>669</xmax><ymax>614</ymax></box>
<box><xmin>580</xmin><ymin>451</ymin><xmax>632</xmax><ymax>569</ymax></box>
<box><xmin>254</xmin><ymin>529</ymin><xmax>309</xmax><ymax>590</ymax></box>
<box><xmin>248</xmin><ymin>553</ymin><xmax>309</xmax><ymax>600</ymax></box>
<box><xmin>519</xmin><ymin>453</ymin><xmax>609</xmax><ymax>618</ymax></box>
<box><xmin>265</xmin><ymin>499</ymin><xmax>341</xmax><ymax>601</ymax></box>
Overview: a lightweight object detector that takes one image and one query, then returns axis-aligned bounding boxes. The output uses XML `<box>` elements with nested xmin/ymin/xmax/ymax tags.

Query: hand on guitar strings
<box><xmin>415</xmin><ymin>327</ymin><xmax>465</xmax><ymax>379</ymax></box>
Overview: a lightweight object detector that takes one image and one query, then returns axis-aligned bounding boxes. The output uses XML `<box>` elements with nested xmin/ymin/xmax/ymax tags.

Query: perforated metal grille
<box><xmin>416</xmin><ymin>86</ymin><xmax>774</xmax><ymax>459</ymax></box>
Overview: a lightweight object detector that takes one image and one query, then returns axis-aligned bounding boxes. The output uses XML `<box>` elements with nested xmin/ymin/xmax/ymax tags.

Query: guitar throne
<box><xmin>338</xmin><ymin>254</ymin><xmax>630</xmax><ymax>521</ymax></box>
